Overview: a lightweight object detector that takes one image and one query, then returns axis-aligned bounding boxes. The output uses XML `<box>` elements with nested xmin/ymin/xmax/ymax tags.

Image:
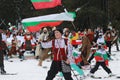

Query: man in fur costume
<box><xmin>37</xmin><ymin>27</ymin><xmax>51</xmax><ymax>66</ymax></box>
<box><xmin>79</xmin><ymin>33</ymin><xmax>91</xmax><ymax>66</ymax></box>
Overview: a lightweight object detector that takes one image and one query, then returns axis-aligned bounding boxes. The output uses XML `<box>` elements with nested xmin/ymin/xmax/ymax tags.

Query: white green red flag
<box><xmin>22</xmin><ymin>12</ymin><xmax>76</xmax><ymax>32</ymax></box>
<box><xmin>31</xmin><ymin>0</ymin><xmax>61</xmax><ymax>9</ymax></box>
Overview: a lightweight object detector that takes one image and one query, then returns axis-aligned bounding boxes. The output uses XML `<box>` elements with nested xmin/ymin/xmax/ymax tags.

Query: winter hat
<box><xmin>54</xmin><ymin>27</ymin><xmax>63</xmax><ymax>34</ymax></box>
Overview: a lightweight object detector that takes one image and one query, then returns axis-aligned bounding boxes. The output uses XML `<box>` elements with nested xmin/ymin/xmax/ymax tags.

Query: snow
<box><xmin>0</xmin><ymin>45</ymin><xmax>120</xmax><ymax>80</ymax></box>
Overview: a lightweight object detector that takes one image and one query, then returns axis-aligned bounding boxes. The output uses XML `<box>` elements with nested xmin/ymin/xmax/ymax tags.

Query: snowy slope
<box><xmin>0</xmin><ymin>45</ymin><xmax>120</xmax><ymax>80</ymax></box>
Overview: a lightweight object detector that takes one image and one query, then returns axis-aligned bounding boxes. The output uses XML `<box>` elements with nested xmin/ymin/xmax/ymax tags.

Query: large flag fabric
<box><xmin>22</xmin><ymin>12</ymin><xmax>76</xmax><ymax>32</ymax></box>
<box><xmin>31</xmin><ymin>0</ymin><xmax>61</xmax><ymax>9</ymax></box>
<box><xmin>26</xmin><ymin>21</ymin><xmax>62</xmax><ymax>32</ymax></box>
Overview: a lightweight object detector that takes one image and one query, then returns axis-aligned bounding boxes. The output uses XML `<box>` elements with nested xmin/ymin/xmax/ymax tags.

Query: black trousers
<box><xmin>0</xmin><ymin>51</ymin><xmax>4</xmax><ymax>67</ymax></box>
<box><xmin>106</xmin><ymin>41</ymin><xmax>112</xmax><ymax>54</ymax></box>
<box><xmin>90</xmin><ymin>62</ymin><xmax>112</xmax><ymax>74</ymax></box>
<box><xmin>46</xmin><ymin>61</ymin><xmax>73</xmax><ymax>80</ymax></box>
<box><xmin>88</xmin><ymin>53</ymin><xmax>95</xmax><ymax>63</ymax></box>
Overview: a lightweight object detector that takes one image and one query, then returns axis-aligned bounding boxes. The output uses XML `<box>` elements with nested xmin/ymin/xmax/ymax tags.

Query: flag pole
<box><xmin>61</xmin><ymin>5</ymin><xmax>77</xmax><ymax>31</ymax></box>
<box><xmin>71</xmin><ymin>21</ymin><xmax>77</xmax><ymax>31</ymax></box>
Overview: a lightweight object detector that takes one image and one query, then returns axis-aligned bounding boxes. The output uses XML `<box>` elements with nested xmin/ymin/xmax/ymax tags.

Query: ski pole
<box><xmin>71</xmin><ymin>69</ymin><xmax>79</xmax><ymax>80</ymax></box>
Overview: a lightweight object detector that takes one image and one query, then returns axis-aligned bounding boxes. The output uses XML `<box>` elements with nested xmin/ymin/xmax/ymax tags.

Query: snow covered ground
<box><xmin>0</xmin><ymin>45</ymin><xmax>120</xmax><ymax>80</ymax></box>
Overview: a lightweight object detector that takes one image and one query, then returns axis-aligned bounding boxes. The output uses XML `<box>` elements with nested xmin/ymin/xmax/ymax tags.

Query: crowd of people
<box><xmin>0</xmin><ymin>25</ymin><xmax>120</xmax><ymax>80</ymax></box>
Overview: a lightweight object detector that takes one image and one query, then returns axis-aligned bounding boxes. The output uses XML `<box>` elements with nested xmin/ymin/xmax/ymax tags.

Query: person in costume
<box><xmin>79</xmin><ymin>32</ymin><xmax>91</xmax><ymax>66</ymax></box>
<box><xmin>20</xmin><ymin>30</ymin><xmax>36</xmax><ymax>59</ymax></box>
<box><xmin>89</xmin><ymin>43</ymin><xmax>113</xmax><ymax>77</ymax></box>
<box><xmin>62</xmin><ymin>28</ymin><xmax>70</xmax><ymax>39</ymax></box>
<box><xmin>0</xmin><ymin>33</ymin><xmax>9</xmax><ymax>74</ymax></box>
<box><xmin>111</xmin><ymin>28</ymin><xmax>119</xmax><ymax>51</ymax></box>
<box><xmin>37</xmin><ymin>27</ymin><xmax>51</xmax><ymax>66</ymax></box>
<box><xmin>24</xmin><ymin>31</ymin><xmax>36</xmax><ymax>51</ymax></box>
<box><xmin>8</xmin><ymin>34</ymin><xmax>17</xmax><ymax>57</ymax></box>
<box><xmin>88</xmin><ymin>32</ymin><xmax>107</xmax><ymax>63</ymax></box>
<box><xmin>40</xmin><ymin>28</ymin><xmax>73</xmax><ymax>80</ymax></box>
<box><xmin>104</xmin><ymin>29</ymin><xmax>112</xmax><ymax>54</ymax></box>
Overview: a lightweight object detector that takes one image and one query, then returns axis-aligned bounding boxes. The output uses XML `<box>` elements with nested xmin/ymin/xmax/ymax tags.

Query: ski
<box><xmin>42</xmin><ymin>66</ymin><xmax>48</xmax><ymax>69</ymax></box>
<box><xmin>8</xmin><ymin>60</ymin><xmax>13</xmax><ymax>62</ymax></box>
<box><xmin>1</xmin><ymin>73</ymin><xmax>17</xmax><ymax>75</ymax></box>
<box><xmin>90</xmin><ymin>76</ymin><xmax>102</xmax><ymax>79</ymax></box>
<box><xmin>102</xmin><ymin>75</ymin><xmax>120</xmax><ymax>79</ymax></box>
<box><xmin>20</xmin><ymin>59</ymin><xmax>24</xmax><ymax>61</ymax></box>
<box><xmin>116</xmin><ymin>76</ymin><xmax>120</xmax><ymax>79</ymax></box>
<box><xmin>102</xmin><ymin>74</ymin><xmax>116</xmax><ymax>79</ymax></box>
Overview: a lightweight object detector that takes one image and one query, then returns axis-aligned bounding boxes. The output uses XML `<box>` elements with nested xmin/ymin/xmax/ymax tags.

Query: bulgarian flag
<box><xmin>31</xmin><ymin>0</ymin><xmax>62</xmax><ymax>10</ymax></box>
<box><xmin>22</xmin><ymin>12</ymin><xmax>76</xmax><ymax>32</ymax></box>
